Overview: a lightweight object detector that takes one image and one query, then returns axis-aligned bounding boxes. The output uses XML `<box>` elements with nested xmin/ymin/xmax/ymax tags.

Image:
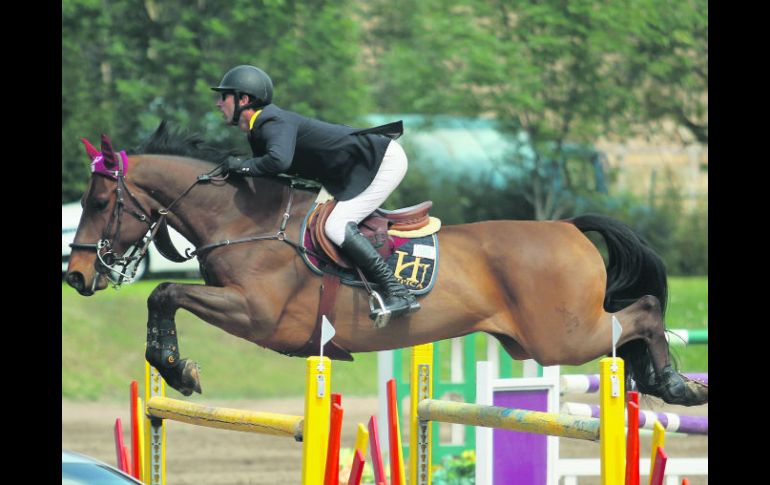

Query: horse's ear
<box><xmin>80</xmin><ymin>138</ymin><xmax>101</xmax><ymax>161</ymax></box>
<box><xmin>100</xmin><ymin>134</ymin><xmax>117</xmax><ymax>168</ymax></box>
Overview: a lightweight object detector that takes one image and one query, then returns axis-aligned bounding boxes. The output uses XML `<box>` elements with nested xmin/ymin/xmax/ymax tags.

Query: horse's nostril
<box><xmin>65</xmin><ymin>272</ymin><xmax>85</xmax><ymax>292</ymax></box>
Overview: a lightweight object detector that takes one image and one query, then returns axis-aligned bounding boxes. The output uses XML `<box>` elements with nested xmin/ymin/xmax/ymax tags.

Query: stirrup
<box><xmin>368</xmin><ymin>290</ymin><xmax>392</xmax><ymax>328</ymax></box>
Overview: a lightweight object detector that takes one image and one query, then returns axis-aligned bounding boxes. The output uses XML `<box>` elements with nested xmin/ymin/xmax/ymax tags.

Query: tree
<box><xmin>626</xmin><ymin>0</ymin><xmax>708</xmax><ymax>143</ymax></box>
<box><xmin>362</xmin><ymin>0</ymin><xmax>707</xmax><ymax>219</ymax></box>
<box><xmin>62</xmin><ymin>0</ymin><xmax>369</xmax><ymax>202</ymax></box>
<box><xmin>63</xmin><ymin>0</ymin><xmax>707</xmax><ymax>218</ymax></box>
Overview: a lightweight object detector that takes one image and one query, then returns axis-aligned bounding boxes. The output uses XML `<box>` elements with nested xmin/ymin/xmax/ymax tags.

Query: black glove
<box><xmin>221</xmin><ymin>156</ymin><xmax>251</xmax><ymax>176</ymax></box>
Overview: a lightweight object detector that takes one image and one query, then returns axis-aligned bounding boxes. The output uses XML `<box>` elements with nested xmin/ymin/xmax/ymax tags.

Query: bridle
<box><xmin>71</xmin><ymin>142</ymin><xmax>318</xmax><ymax>291</ymax></box>
<box><xmin>69</xmin><ymin>151</ymin><xmax>155</xmax><ymax>289</ymax></box>
<box><xmin>70</xmin><ymin>149</ymin><xmax>231</xmax><ymax>289</ymax></box>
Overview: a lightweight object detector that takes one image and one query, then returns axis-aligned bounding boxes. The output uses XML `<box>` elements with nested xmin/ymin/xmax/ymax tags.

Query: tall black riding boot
<box><xmin>340</xmin><ymin>222</ymin><xmax>420</xmax><ymax>323</ymax></box>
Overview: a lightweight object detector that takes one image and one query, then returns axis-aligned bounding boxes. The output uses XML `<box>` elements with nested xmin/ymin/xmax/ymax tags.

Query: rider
<box><xmin>212</xmin><ymin>65</ymin><xmax>420</xmax><ymax>321</ymax></box>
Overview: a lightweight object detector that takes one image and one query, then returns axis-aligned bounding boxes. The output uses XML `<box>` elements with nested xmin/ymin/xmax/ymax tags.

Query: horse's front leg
<box><xmin>144</xmin><ymin>282</ymin><xmax>259</xmax><ymax>396</ymax></box>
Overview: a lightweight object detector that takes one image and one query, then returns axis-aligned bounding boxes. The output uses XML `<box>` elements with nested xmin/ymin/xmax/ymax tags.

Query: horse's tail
<box><xmin>568</xmin><ymin>214</ymin><xmax>667</xmax><ymax>313</ymax></box>
<box><xmin>567</xmin><ymin>213</ymin><xmax>670</xmax><ymax>389</ymax></box>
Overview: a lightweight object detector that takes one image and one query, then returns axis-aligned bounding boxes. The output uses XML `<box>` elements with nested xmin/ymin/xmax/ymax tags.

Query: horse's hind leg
<box><xmin>613</xmin><ymin>295</ymin><xmax>708</xmax><ymax>406</ymax></box>
<box><xmin>144</xmin><ymin>282</ymin><xmax>255</xmax><ymax>396</ymax></box>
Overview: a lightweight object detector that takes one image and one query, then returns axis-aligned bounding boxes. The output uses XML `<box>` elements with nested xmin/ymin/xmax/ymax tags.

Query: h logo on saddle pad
<box><xmin>301</xmin><ymin>197</ymin><xmax>441</xmax><ymax>297</ymax></box>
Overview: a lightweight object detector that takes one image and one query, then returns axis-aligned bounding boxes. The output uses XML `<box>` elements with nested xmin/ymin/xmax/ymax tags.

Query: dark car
<box><xmin>62</xmin><ymin>449</ymin><xmax>144</xmax><ymax>485</ymax></box>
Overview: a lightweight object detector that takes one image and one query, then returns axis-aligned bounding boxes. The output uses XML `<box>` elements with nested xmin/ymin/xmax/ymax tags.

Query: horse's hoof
<box><xmin>179</xmin><ymin>359</ymin><xmax>203</xmax><ymax>395</ymax></box>
<box><xmin>661</xmin><ymin>382</ymin><xmax>708</xmax><ymax>406</ymax></box>
<box><xmin>167</xmin><ymin>359</ymin><xmax>202</xmax><ymax>396</ymax></box>
<box><xmin>684</xmin><ymin>379</ymin><xmax>708</xmax><ymax>405</ymax></box>
<box><xmin>147</xmin><ymin>357</ymin><xmax>203</xmax><ymax>396</ymax></box>
<box><xmin>659</xmin><ymin>368</ymin><xmax>708</xmax><ymax>406</ymax></box>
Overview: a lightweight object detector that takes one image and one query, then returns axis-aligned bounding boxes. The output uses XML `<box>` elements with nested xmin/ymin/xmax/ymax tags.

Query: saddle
<box><xmin>291</xmin><ymin>196</ymin><xmax>441</xmax><ymax>361</ymax></box>
<box><xmin>308</xmin><ymin>199</ymin><xmax>434</xmax><ymax>268</ymax></box>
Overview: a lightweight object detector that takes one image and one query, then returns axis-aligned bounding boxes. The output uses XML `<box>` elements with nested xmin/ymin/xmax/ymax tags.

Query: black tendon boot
<box><xmin>146</xmin><ymin>317</ymin><xmax>201</xmax><ymax>396</ymax></box>
<box><xmin>340</xmin><ymin>222</ymin><xmax>420</xmax><ymax>324</ymax></box>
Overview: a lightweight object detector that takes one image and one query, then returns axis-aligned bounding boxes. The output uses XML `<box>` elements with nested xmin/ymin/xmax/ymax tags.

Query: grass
<box><xmin>62</xmin><ymin>278</ymin><xmax>379</xmax><ymax>401</ymax></box>
<box><xmin>62</xmin><ymin>276</ymin><xmax>707</xmax><ymax>401</ymax></box>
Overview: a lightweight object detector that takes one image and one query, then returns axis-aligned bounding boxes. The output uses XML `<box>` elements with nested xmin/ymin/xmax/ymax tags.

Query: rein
<box><xmin>118</xmin><ymin>164</ymin><xmax>236</xmax><ymax>278</ymax></box>
<box><xmin>191</xmin><ymin>182</ymin><xmax>319</xmax><ymax>261</ymax></box>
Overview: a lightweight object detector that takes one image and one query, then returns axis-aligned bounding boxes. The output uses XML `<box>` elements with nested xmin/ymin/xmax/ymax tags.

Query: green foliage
<box><xmin>368</xmin><ymin>0</ymin><xmax>707</xmax><ymax>144</ymax></box>
<box><xmin>338</xmin><ymin>447</ymin><xmax>386</xmax><ymax>485</ymax></box>
<box><xmin>625</xmin><ymin>0</ymin><xmax>708</xmax><ymax>142</ymax></box>
<box><xmin>431</xmin><ymin>450</ymin><xmax>476</xmax><ymax>485</ymax></box>
<box><xmin>363</xmin><ymin>0</ymin><xmax>707</xmax><ymax>219</ymax></box>
<box><xmin>570</xmin><ymin>183</ymin><xmax>708</xmax><ymax>276</ymax></box>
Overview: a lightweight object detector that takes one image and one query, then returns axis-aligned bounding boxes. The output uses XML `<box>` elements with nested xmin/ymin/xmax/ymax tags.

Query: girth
<box><xmin>278</xmin><ymin>273</ymin><xmax>354</xmax><ymax>361</ymax></box>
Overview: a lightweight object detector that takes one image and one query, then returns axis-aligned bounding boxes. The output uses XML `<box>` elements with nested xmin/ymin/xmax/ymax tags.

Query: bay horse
<box><xmin>65</xmin><ymin>122</ymin><xmax>707</xmax><ymax>406</ymax></box>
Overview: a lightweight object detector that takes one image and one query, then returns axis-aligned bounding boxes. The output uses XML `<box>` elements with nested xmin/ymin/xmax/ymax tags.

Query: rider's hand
<box><xmin>221</xmin><ymin>156</ymin><xmax>249</xmax><ymax>176</ymax></box>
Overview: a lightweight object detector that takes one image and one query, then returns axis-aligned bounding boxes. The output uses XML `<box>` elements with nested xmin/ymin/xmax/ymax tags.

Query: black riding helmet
<box><xmin>212</xmin><ymin>65</ymin><xmax>273</xmax><ymax>125</ymax></box>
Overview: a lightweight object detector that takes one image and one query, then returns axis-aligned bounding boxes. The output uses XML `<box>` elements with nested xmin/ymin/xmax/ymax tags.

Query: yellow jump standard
<box><xmin>143</xmin><ymin>356</ymin><xmax>332</xmax><ymax>485</ymax></box>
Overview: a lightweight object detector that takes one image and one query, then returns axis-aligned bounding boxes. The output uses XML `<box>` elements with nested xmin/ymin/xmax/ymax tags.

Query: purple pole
<box><xmin>561</xmin><ymin>373</ymin><xmax>708</xmax><ymax>394</ymax></box>
<box><xmin>564</xmin><ymin>403</ymin><xmax>707</xmax><ymax>435</ymax></box>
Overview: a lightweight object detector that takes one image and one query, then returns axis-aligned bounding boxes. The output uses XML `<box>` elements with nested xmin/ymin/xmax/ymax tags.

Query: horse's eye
<box><xmin>89</xmin><ymin>199</ymin><xmax>109</xmax><ymax>211</ymax></box>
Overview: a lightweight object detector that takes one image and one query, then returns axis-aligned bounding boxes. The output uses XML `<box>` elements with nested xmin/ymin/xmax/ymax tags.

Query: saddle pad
<box><xmin>300</xmin><ymin>210</ymin><xmax>439</xmax><ymax>296</ymax></box>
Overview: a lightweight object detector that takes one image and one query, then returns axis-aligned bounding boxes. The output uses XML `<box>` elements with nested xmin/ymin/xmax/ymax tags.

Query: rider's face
<box><xmin>216</xmin><ymin>91</ymin><xmax>235</xmax><ymax>121</ymax></box>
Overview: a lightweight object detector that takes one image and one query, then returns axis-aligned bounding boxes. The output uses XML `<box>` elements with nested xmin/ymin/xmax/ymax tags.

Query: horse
<box><xmin>65</xmin><ymin>122</ymin><xmax>707</xmax><ymax>406</ymax></box>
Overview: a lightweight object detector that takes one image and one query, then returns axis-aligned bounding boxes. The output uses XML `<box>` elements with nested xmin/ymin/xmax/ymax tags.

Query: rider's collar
<box><xmin>248</xmin><ymin>109</ymin><xmax>263</xmax><ymax>130</ymax></box>
<box><xmin>91</xmin><ymin>150</ymin><xmax>129</xmax><ymax>179</ymax></box>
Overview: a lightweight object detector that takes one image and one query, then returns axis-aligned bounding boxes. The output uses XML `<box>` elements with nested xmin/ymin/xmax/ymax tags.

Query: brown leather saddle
<box><xmin>307</xmin><ymin>199</ymin><xmax>433</xmax><ymax>268</ymax></box>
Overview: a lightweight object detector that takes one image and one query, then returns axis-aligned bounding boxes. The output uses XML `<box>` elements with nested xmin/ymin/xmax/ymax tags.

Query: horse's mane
<box><xmin>129</xmin><ymin>120</ymin><xmax>243</xmax><ymax>163</ymax></box>
<box><xmin>129</xmin><ymin>120</ymin><xmax>322</xmax><ymax>192</ymax></box>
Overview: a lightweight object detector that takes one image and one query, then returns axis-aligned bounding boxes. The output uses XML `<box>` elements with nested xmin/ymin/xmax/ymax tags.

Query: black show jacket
<box><xmin>244</xmin><ymin>104</ymin><xmax>404</xmax><ymax>200</ymax></box>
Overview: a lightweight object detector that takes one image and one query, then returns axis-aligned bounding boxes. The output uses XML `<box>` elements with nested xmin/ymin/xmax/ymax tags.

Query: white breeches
<box><xmin>324</xmin><ymin>140</ymin><xmax>408</xmax><ymax>246</ymax></box>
